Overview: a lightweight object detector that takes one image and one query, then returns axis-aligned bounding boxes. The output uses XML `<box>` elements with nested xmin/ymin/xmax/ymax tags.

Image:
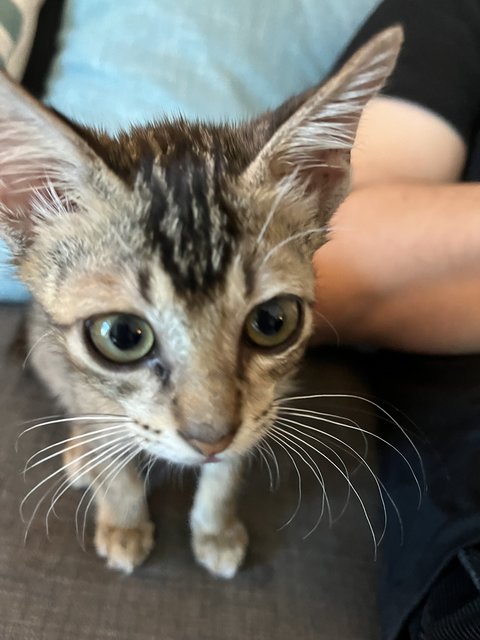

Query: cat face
<box><xmin>0</xmin><ymin>28</ymin><xmax>402</xmax><ymax>465</ymax></box>
<box><xmin>24</xmin><ymin>129</ymin><xmax>321</xmax><ymax>465</ymax></box>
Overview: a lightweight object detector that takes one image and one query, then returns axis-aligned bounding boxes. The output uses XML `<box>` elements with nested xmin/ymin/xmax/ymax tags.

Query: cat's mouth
<box><xmin>203</xmin><ymin>454</ymin><xmax>221</xmax><ymax>464</ymax></box>
<box><xmin>130</xmin><ymin>421</ymin><xmax>230</xmax><ymax>466</ymax></box>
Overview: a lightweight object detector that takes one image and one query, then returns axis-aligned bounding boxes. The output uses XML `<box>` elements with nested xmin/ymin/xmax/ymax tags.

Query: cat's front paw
<box><xmin>192</xmin><ymin>520</ymin><xmax>248</xmax><ymax>579</ymax></box>
<box><xmin>94</xmin><ymin>520</ymin><xmax>154</xmax><ymax>573</ymax></box>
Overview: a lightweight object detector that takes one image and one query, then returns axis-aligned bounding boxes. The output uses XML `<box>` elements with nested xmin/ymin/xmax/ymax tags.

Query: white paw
<box><xmin>192</xmin><ymin>520</ymin><xmax>248</xmax><ymax>579</ymax></box>
<box><xmin>94</xmin><ymin>520</ymin><xmax>154</xmax><ymax>574</ymax></box>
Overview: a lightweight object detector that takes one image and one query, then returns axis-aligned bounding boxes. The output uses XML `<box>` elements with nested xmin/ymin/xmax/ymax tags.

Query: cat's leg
<box><xmin>190</xmin><ymin>458</ymin><xmax>248</xmax><ymax>578</ymax></box>
<box><xmin>62</xmin><ymin>424</ymin><xmax>93</xmax><ymax>489</ymax></box>
<box><xmin>93</xmin><ymin>461</ymin><xmax>154</xmax><ymax>574</ymax></box>
<box><xmin>62</xmin><ymin>429</ymin><xmax>154</xmax><ymax>573</ymax></box>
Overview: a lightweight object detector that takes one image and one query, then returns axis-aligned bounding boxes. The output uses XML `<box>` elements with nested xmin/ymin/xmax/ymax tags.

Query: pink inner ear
<box><xmin>0</xmin><ymin>172</ymin><xmax>39</xmax><ymax>211</ymax></box>
<box><xmin>0</xmin><ymin>165</ymin><xmax>70</xmax><ymax>241</ymax></box>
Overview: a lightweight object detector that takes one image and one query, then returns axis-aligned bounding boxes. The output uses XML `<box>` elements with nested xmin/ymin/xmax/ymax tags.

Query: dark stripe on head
<box><xmin>143</xmin><ymin>151</ymin><xmax>238</xmax><ymax>295</ymax></box>
<box><xmin>138</xmin><ymin>267</ymin><xmax>152</xmax><ymax>304</ymax></box>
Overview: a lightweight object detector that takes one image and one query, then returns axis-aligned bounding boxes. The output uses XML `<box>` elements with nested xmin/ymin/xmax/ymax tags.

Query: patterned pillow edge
<box><xmin>0</xmin><ymin>0</ymin><xmax>44</xmax><ymax>79</ymax></box>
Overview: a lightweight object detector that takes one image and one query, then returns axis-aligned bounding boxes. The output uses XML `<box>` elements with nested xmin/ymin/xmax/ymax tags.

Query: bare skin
<box><xmin>313</xmin><ymin>97</ymin><xmax>480</xmax><ymax>354</ymax></box>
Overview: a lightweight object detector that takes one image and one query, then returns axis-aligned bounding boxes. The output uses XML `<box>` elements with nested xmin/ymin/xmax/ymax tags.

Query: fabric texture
<box><xmin>408</xmin><ymin>548</ymin><xmax>480</xmax><ymax>639</ymax></box>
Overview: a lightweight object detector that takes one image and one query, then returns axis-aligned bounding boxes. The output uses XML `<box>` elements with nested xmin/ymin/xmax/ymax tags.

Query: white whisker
<box><xmin>22</xmin><ymin>331</ymin><xmax>54</xmax><ymax>370</ymax></box>
<box><xmin>24</xmin><ymin>424</ymin><xmax>130</xmax><ymax>473</ymax></box>
<box><xmin>278</xmin><ymin>410</ymin><xmax>371</xmax><ymax>471</ymax></box>
<box><xmin>279</xmin><ymin>406</ymin><xmax>422</xmax><ymax>505</ymax></box>
<box><xmin>265</xmin><ymin>433</ymin><xmax>303</xmax><ymax>530</ymax></box>
<box><xmin>277</xmin><ymin>405</ymin><xmax>370</xmax><ymax>461</ymax></box>
<box><xmin>313</xmin><ymin>310</ymin><xmax>340</xmax><ymax>345</ymax></box>
<box><xmin>276</xmin><ymin>417</ymin><xmax>354</xmax><ymax>525</ymax></box>
<box><xmin>23</xmin><ymin>475</ymin><xmax>66</xmax><ymax>542</ymax></box>
<box><xmin>276</xmin><ymin>418</ymin><xmax>387</xmax><ymax>542</ymax></box>
<box><xmin>261</xmin><ymin>227</ymin><xmax>327</xmax><ymax>265</ymax></box>
<box><xmin>15</xmin><ymin>414</ymin><xmax>64</xmax><ymax>450</ymax></box>
<box><xmin>78</xmin><ymin>444</ymin><xmax>141</xmax><ymax>548</ymax></box>
<box><xmin>281</xmin><ymin>394</ymin><xmax>425</xmax><ymax>496</ymax></box>
<box><xmin>17</xmin><ymin>414</ymin><xmax>130</xmax><ymax>440</ymax></box>
<box><xmin>256</xmin><ymin>443</ymin><xmax>275</xmax><ymax>491</ymax></box>
<box><xmin>272</xmin><ymin>424</ymin><xmax>378</xmax><ymax>554</ymax></box>
<box><xmin>263</xmin><ymin>439</ymin><xmax>281</xmax><ymax>490</ymax></box>
<box><xmin>45</xmin><ymin>439</ymin><xmax>135</xmax><ymax>537</ymax></box>
<box><xmin>134</xmin><ymin>452</ymin><xmax>157</xmax><ymax>498</ymax></box>
<box><xmin>22</xmin><ymin>436</ymin><xmax>132</xmax><ymax>541</ymax></box>
<box><xmin>269</xmin><ymin>429</ymin><xmax>332</xmax><ymax>531</ymax></box>
<box><xmin>20</xmin><ymin>433</ymin><xmax>132</xmax><ymax>521</ymax></box>
<box><xmin>141</xmin><ymin>453</ymin><xmax>157</xmax><ymax>498</ymax></box>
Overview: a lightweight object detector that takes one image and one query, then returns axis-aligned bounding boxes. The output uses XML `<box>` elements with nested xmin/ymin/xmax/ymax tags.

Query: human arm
<box><xmin>312</xmin><ymin>97</ymin><xmax>480</xmax><ymax>354</ymax></box>
<box><xmin>311</xmin><ymin>0</ymin><xmax>480</xmax><ymax>354</ymax></box>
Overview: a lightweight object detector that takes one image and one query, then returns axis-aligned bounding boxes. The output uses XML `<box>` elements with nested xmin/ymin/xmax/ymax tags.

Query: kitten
<box><xmin>0</xmin><ymin>28</ymin><xmax>401</xmax><ymax>577</ymax></box>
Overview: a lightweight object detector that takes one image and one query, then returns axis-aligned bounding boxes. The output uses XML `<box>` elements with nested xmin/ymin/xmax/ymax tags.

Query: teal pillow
<box><xmin>46</xmin><ymin>0</ymin><xmax>380</xmax><ymax>130</ymax></box>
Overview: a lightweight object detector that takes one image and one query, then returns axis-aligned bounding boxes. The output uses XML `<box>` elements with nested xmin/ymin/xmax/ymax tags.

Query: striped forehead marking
<box><xmin>143</xmin><ymin>152</ymin><xmax>238</xmax><ymax>295</ymax></box>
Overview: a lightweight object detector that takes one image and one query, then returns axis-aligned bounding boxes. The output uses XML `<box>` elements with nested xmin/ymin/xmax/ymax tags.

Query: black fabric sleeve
<box><xmin>336</xmin><ymin>0</ymin><xmax>480</xmax><ymax>145</ymax></box>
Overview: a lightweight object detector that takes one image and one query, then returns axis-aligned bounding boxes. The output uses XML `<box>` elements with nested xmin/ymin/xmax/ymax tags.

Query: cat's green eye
<box><xmin>245</xmin><ymin>296</ymin><xmax>302</xmax><ymax>349</ymax></box>
<box><xmin>86</xmin><ymin>314</ymin><xmax>155</xmax><ymax>364</ymax></box>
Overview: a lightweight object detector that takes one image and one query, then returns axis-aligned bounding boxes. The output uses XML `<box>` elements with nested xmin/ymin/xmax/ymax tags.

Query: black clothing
<box><xmin>338</xmin><ymin>1</ymin><xmax>480</xmax><ymax>638</ymax></box>
<box><xmin>340</xmin><ymin>0</ymin><xmax>480</xmax><ymax>148</ymax></box>
<box><xmin>369</xmin><ymin>352</ymin><xmax>480</xmax><ymax>640</ymax></box>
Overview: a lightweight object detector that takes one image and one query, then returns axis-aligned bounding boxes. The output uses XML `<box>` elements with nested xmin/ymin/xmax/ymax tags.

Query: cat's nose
<box><xmin>179</xmin><ymin>422</ymin><xmax>236</xmax><ymax>456</ymax></box>
<box><xmin>187</xmin><ymin>433</ymin><xmax>234</xmax><ymax>457</ymax></box>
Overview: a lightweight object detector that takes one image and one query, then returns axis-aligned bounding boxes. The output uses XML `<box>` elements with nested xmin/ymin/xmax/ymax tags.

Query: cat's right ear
<box><xmin>0</xmin><ymin>72</ymin><xmax>120</xmax><ymax>255</ymax></box>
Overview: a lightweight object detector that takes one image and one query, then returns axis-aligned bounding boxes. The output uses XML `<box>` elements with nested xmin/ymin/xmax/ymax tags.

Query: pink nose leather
<box><xmin>188</xmin><ymin>433</ymin><xmax>234</xmax><ymax>457</ymax></box>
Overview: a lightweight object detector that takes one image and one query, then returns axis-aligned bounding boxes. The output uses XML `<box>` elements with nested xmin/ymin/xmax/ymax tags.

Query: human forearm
<box><xmin>313</xmin><ymin>182</ymin><xmax>480</xmax><ymax>352</ymax></box>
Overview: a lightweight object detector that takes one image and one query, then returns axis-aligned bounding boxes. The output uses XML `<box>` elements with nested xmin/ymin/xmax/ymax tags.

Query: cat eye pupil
<box><xmin>253</xmin><ymin>305</ymin><xmax>285</xmax><ymax>336</ymax></box>
<box><xmin>108</xmin><ymin>319</ymin><xmax>143</xmax><ymax>351</ymax></box>
<box><xmin>245</xmin><ymin>296</ymin><xmax>302</xmax><ymax>350</ymax></box>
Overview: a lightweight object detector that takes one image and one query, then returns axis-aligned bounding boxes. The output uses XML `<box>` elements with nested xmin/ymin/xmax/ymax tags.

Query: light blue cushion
<box><xmin>46</xmin><ymin>0</ymin><xmax>380</xmax><ymax>129</ymax></box>
<box><xmin>1</xmin><ymin>0</ymin><xmax>380</xmax><ymax>300</ymax></box>
<box><xmin>0</xmin><ymin>243</ymin><xmax>29</xmax><ymax>300</ymax></box>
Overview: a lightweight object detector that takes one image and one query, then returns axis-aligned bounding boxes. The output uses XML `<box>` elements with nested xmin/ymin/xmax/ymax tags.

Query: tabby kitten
<box><xmin>0</xmin><ymin>28</ymin><xmax>401</xmax><ymax>577</ymax></box>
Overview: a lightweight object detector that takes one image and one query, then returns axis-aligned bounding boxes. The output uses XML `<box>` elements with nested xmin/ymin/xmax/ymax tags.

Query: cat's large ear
<box><xmin>0</xmin><ymin>72</ymin><xmax>122</xmax><ymax>254</ymax></box>
<box><xmin>243</xmin><ymin>27</ymin><xmax>403</xmax><ymax>231</ymax></box>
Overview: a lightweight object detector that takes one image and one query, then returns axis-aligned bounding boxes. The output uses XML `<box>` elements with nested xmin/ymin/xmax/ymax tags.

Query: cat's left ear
<box><xmin>243</xmin><ymin>27</ymin><xmax>403</xmax><ymax>231</ymax></box>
